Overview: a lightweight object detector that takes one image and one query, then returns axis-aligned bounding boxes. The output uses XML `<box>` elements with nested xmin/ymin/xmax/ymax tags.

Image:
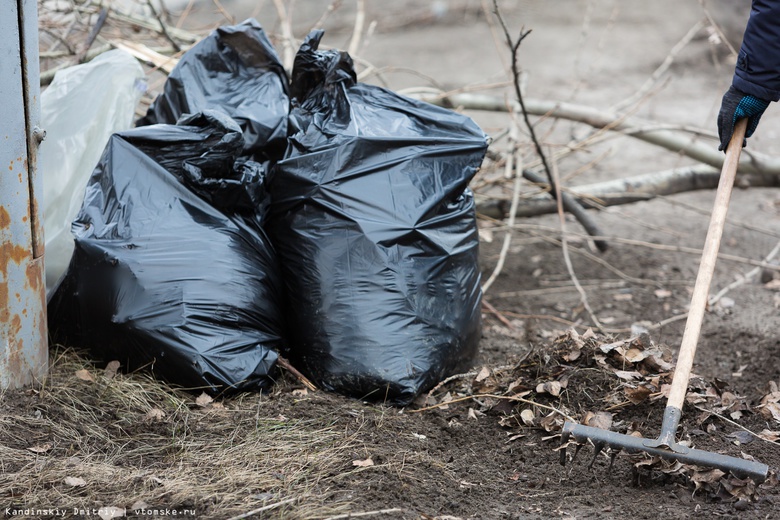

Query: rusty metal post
<box><xmin>1</xmin><ymin>0</ymin><xmax>47</xmax><ymax>388</ymax></box>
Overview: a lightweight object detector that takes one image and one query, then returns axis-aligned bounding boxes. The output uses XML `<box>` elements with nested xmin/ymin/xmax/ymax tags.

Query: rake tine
<box><xmin>608</xmin><ymin>450</ymin><xmax>619</xmax><ymax>474</ymax></box>
<box><xmin>588</xmin><ymin>441</ymin><xmax>605</xmax><ymax>469</ymax></box>
<box><xmin>571</xmin><ymin>442</ymin><xmax>584</xmax><ymax>464</ymax></box>
<box><xmin>559</xmin><ymin>431</ymin><xmax>571</xmax><ymax>466</ymax></box>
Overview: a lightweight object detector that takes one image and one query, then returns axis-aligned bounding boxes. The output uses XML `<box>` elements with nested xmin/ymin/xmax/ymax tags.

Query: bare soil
<box><xmin>3</xmin><ymin>1</ymin><xmax>779</xmax><ymax>519</ymax></box>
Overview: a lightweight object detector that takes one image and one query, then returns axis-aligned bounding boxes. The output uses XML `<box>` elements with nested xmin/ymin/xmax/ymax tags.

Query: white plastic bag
<box><xmin>41</xmin><ymin>49</ymin><xmax>145</xmax><ymax>293</ymax></box>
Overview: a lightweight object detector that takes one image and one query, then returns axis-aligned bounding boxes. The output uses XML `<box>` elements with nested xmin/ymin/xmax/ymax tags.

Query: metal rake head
<box><xmin>559</xmin><ymin>419</ymin><xmax>769</xmax><ymax>484</ymax></box>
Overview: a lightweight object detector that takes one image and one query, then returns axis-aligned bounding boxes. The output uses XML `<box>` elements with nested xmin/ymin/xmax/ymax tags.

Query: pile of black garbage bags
<box><xmin>48</xmin><ymin>20</ymin><xmax>488</xmax><ymax>405</ymax></box>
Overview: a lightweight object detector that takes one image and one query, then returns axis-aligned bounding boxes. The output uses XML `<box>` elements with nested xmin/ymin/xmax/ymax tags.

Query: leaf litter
<box><xmin>420</xmin><ymin>328</ymin><xmax>780</xmax><ymax>504</ymax></box>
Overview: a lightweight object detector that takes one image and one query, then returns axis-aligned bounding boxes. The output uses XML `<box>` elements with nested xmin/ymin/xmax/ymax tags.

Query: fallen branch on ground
<box><xmin>477</xmin><ymin>164</ymin><xmax>780</xmax><ymax>219</ymax></box>
<box><xmin>410</xmin><ymin>92</ymin><xmax>780</xmax><ymax>175</ymax></box>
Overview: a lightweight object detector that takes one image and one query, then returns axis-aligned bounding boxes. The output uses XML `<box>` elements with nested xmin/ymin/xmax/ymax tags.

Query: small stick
<box><xmin>322</xmin><ymin>508</ymin><xmax>404</xmax><ymax>520</ymax></box>
<box><xmin>272</xmin><ymin>0</ymin><xmax>296</xmax><ymax>72</ymax></box>
<box><xmin>175</xmin><ymin>0</ymin><xmax>196</xmax><ymax>29</ymax></box>
<box><xmin>551</xmin><ymin>155</ymin><xmax>604</xmax><ymax>332</ymax></box>
<box><xmin>481</xmin><ymin>298</ymin><xmax>520</xmax><ymax>331</ymax></box>
<box><xmin>276</xmin><ymin>356</ymin><xmax>317</xmax><ymax>391</ymax></box>
<box><xmin>693</xmin><ymin>405</ymin><xmax>780</xmax><ymax>447</ymax></box>
<box><xmin>482</xmin><ymin>114</ymin><xmax>522</xmax><ymax>293</ymax></box>
<box><xmin>522</xmin><ymin>169</ymin><xmax>608</xmax><ymax>252</ymax></box>
<box><xmin>708</xmin><ymin>240</ymin><xmax>780</xmax><ymax>306</ymax></box>
<box><xmin>311</xmin><ymin>0</ymin><xmax>343</xmax><ymax>31</ymax></box>
<box><xmin>347</xmin><ymin>0</ymin><xmax>366</xmax><ymax>57</ymax></box>
<box><xmin>224</xmin><ymin>498</ymin><xmax>298</xmax><ymax>520</ymax></box>
<box><xmin>211</xmin><ymin>0</ymin><xmax>236</xmax><ymax>24</ymax></box>
<box><xmin>411</xmin><ymin>392</ymin><xmax>576</xmax><ymax>423</ymax></box>
<box><xmin>611</xmin><ymin>20</ymin><xmax>704</xmax><ymax>112</ymax></box>
<box><xmin>78</xmin><ymin>7</ymin><xmax>109</xmax><ymax>62</ymax></box>
<box><xmin>146</xmin><ymin>0</ymin><xmax>182</xmax><ymax>52</ymax></box>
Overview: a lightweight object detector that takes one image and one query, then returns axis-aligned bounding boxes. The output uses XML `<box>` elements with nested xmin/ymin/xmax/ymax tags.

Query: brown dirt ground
<box><xmin>3</xmin><ymin>1</ymin><xmax>780</xmax><ymax>519</ymax></box>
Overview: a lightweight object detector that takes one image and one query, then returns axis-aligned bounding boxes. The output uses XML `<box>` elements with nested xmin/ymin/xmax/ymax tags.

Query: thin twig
<box><xmin>211</xmin><ymin>0</ymin><xmax>236</xmax><ymax>24</ymax></box>
<box><xmin>347</xmin><ymin>0</ymin><xmax>366</xmax><ymax>57</ymax></box>
<box><xmin>522</xmin><ymin>169</ymin><xmax>608</xmax><ymax>252</ymax></box>
<box><xmin>709</xmin><ymin>240</ymin><xmax>780</xmax><ymax>306</ymax></box>
<box><xmin>175</xmin><ymin>0</ymin><xmax>196</xmax><ymax>29</ymax></box>
<box><xmin>322</xmin><ymin>508</ymin><xmax>405</xmax><ymax>520</ymax></box>
<box><xmin>491</xmin><ymin>1</ymin><xmax>553</xmax><ymax>188</ymax></box>
<box><xmin>611</xmin><ymin>20</ymin><xmax>704</xmax><ymax>112</ymax></box>
<box><xmin>551</xmin><ymin>155</ymin><xmax>604</xmax><ymax>332</ymax></box>
<box><xmin>696</xmin><ymin>0</ymin><xmax>739</xmax><ymax>57</ymax></box>
<box><xmin>481</xmin><ymin>298</ymin><xmax>521</xmax><ymax>331</ymax></box>
<box><xmin>482</xmin><ymin>113</ymin><xmax>522</xmax><ymax>293</ymax></box>
<box><xmin>277</xmin><ymin>356</ymin><xmax>317</xmax><ymax>391</ymax></box>
<box><xmin>693</xmin><ymin>405</ymin><xmax>780</xmax><ymax>447</ymax></box>
<box><xmin>272</xmin><ymin>0</ymin><xmax>296</xmax><ymax>72</ymax></box>
<box><xmin>145</xmin><ymin>0</ymin><xmax>182</xmax><ymax>52</ymax></box>
<box><xmin>311</xmin><ymin>0</ymin><xmax>343</xmax><ymax>30</ymax></box>
<box><xmin>224</xmin><ymin>498</ymin><xmax>298</xmax><ymax>520</ymax></box>
<box><xmin>412</xmin><ymin>393</ymin><xmax>576</xmax><ymax>423</ymax></box>
<box><xmin>41</xmin><ymin>27</ymin><xmax>77</xmax><ymax>55</ymax></box>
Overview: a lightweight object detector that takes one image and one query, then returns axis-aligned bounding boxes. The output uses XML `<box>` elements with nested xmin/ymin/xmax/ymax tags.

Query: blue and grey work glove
<box><xmin>717</xmin><ymin>86</ymin><xmax>769</xmax><ymax>151</ymax></box>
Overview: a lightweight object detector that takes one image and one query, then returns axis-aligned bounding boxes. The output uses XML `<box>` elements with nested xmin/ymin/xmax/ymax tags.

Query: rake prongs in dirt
<box><xmin>559</xmin><ymin>118</ymin><xmax>770</xmax><ymax>484</ymax></box>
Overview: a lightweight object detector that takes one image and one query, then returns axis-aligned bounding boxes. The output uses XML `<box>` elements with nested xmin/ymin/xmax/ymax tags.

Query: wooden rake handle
<box><xmin>666</xmin><ymin>118</ymin><xmax>748</xmax><ymax>410</ymax></box>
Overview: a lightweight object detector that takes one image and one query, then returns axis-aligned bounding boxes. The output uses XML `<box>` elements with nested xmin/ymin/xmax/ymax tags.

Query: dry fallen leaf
<box><xmin>64</xmin><ymin>476</ymin><xmax>86</xmax><ymax>487</ymax></box>
<box><xmin>584</xmin><ymin>411</ymin><xmax>613</xmax><ymax>431</ymax></box>
<box><xmin>195</xmin><ymin>392</ymin><xmax>213</xmax><ymax>408</ymax></box>
<box><xmin>624</xmin><ymin>347</ymin><xmax>649</xmax><ymax>363</ymax></box>
<box><xmin>624</xmin><ymin>385</ymin><xmax>652</xmax><ymax>404</ymax></box>
<box><xmin>536</xmin><ymin>381</ymin><xmax>562</xmax><ymax>397</ymax></box>
<box><xmin>563</xmin><ymin>346</ymin><xmax>581</xmax><ymax>362</ymax></box>
<box><xmin>691</xmin><ymin>468</ymin><xmax>726</xmax><ymax>492</ymax></box>
<box><xmin>478</xmin><ymin>228</ymin><xmax>493</xmax><ymax>243</ymax></box>
<box><xmin>145</xmin><ymin>408</ymin><xmax>166</xmax><ymax>422</ymax></box>
<box><xmin>727</xmin><ymin>431</ymin><xmax>754</xmax><ymax>445</ymax></box>
<box><xmin>763</xmin><ymin>279</ymin><xmax>780</xmax><ymax>291</ymax></box>
<box><xmin>352</xmin><ymin>458</ymin><xmax>374</xmax><ymax>467</ymax></box>
<box><xmin>74</xmin><ymin>369</ymin><xmax>94</xmax><ymax>382</ymax></box>
<box><xmin>539</xmin><ymin>411</ymin><xmax>565</xmax><ymax>432</ymax></box>
<box><xmin>758</xmin><ymin>429</ymin><xmax>780</xmax><ymax>442</ymax></box>
<box><xmin>613</xmin><ymin>370</ymin><xmax>643</xmax><ymax>381</ymax></box>
<box><xmin>103</xmin><ymin>360</ymin><xmax>121</xmax><ymax>379</ymax></box>
<box><xmin>519</xmin><ymin>409</ymin><xmax>535</xmax><ymax>426</ymax></box>
<box><xmin>475</xmin><ymin>366</ymin><xmax>491</xmax><ymax>382</ymax></box>
<box><xmin>27</xmin><ymin>443</ymin><xmax>51</xmax><ymax>454</ymax></box>
<box><xmin>654</xmin><ymin>289</ymin><xmax>672</xmax><ymax>299</ymax></box>
<box><xmin>758</xmin><ymin>402</ymin><xmax>780</xmax><ymax>423</ymax></box>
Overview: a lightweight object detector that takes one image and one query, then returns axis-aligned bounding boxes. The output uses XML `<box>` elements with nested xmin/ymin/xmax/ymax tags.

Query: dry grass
<box><xmin>0</xmin><ymin>348</ymin><xmax>362</xmax><ymax>518</ymax></box>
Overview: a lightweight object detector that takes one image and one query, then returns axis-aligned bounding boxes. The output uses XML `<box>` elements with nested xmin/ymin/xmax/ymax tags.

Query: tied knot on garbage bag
<box><xmin>289</xmin><ymin>30</ymin><xmax>357</xmax><ymax>110</ymax></box>
<box><xmin>137</xmin><ymin>19</ymin><xmax>289</xmax><ymax>167</ymax></box>
<box><xmin>49</xmin><ymin>21</ymin><xmax>489</xmax><ymax>405</ymax></box>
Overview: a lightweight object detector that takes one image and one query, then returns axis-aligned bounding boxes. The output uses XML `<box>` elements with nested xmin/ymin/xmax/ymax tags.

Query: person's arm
<box><xmin>717</xmin><ymin>0</ymin><xmax>780</xmax><ymax>150</ymax></box>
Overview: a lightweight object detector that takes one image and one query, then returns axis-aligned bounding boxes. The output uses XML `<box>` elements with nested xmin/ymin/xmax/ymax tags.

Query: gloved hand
<box><xmin>717</xmin><ymin>86</ymin><xmax>769</xmax><ymax>151</ymax></box>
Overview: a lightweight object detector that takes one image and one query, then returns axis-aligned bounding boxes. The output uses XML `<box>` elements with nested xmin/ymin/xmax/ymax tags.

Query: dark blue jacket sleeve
<box><xmin>733</xmin><ymin>0</ymin><xmax>780</xmax><ymax>101</ymax></box>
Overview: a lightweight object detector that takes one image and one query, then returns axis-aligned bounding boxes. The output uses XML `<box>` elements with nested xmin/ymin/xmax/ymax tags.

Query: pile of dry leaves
<box><xmin>418</xmin><ymin>328</ymin><xmax>780</xmax><ymax>504</ymax></box>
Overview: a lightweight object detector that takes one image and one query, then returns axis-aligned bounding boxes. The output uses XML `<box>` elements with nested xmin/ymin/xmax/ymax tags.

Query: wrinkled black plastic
<box><xmin>48</xmin><ymin>111</ymin><xmax>285</xmax><ymax>394</ymax></box>
<box><xmin>137</xmin><ymin>19</ymin><xmax>289</xmax><ymax>165</ymax></box>
<box><xmin>267</xmin><ymin>31</ymin><xmax>489</xmax><ymax>405</ymax></box>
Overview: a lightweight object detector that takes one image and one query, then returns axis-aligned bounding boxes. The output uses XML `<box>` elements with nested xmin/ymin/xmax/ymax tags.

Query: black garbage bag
<box><xmin>48</xmin><ymin>111</ymin><xmax>285</xmax><ymax>394</ymax></box>
<box><xmin>267</xmin><ymin>31</ymin><xmax>489</xmax><ymax>405</ymax></box>
<box><xmin>137</xmin><ymin>19</ymin><xmax>289</xmax><ymax>165</ymax></box>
